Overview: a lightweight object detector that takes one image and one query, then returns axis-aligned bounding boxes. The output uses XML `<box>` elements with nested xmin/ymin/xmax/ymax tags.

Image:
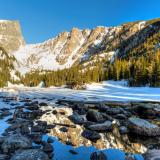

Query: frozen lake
<box><xmin>2</xmin><ymin>80</ymin><xmax>160</xmax><ymax>102</ymax></box>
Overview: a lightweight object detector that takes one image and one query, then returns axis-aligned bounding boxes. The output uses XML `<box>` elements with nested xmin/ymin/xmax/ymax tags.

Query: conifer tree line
<box><xmin>106</xmin><ymin>49</ymin><xmax>160</xmax><ymax>87</ymax></box>
<box><xmin>21</xmin><ymin>49</ymin><xmax>160</xmax><ymax>87</ymax></box>
<box><xmin>21</xmin><ymin>61</ymin><xmax>104</xmax><ymax>87</ymax></box>
<box><xmin>0</xmin><ymin>47</ymin><xmax>16</xmax><ymax>87</ymax></box>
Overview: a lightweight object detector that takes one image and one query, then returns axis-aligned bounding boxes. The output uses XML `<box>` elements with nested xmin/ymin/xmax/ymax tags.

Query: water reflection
<box><xmin>43</xmin><ymin>135</ymin><xmax>144</xmax><ymax>160</ymax></box>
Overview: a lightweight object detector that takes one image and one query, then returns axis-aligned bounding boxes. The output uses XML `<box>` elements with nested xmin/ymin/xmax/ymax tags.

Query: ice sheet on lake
<box><xmin>1</xmin><ymin>80</ymin><xmax>160</xmax><ymax>102</ymax></box>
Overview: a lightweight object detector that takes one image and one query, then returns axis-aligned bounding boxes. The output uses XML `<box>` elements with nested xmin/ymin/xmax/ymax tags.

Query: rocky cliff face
<box><xmin>0</xmin><ymin>20</ymin><xmax>25</xmax><ymax>53</ymax></box>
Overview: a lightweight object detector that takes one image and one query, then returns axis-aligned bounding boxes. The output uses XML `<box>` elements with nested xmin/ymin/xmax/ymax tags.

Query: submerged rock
<box><xmin>81</xmin><ymin>130</ymin><xmax>101</xmax><ymax>142</ymax></box>
<box><xmin>10</xmin><ymin>149</ymin><xmax>49</xmax><ymax>160</ymax></box>
<box><xmin>42</xmin><ymin>142</ymin><xmax>54</xmax><ymax>153</ymax></box>
<box><xmin>69</xmin><ymin>149</ymin><xmax>78</xmax><ymax>155</ymax></box>
<box><xmin>90</xmin><ymin>151</ymin><xmax>107</xmax><ymax>160</ymax></box>
<box><xmin>143</xmin><ymin>149</ymin><xmax>160</xmax><ymax>160</ymax></box>
<box><xmin>125</xmin><ymin>155</ymin><xmax>135</xmax><ymax>160</ymax></box>
<box><xmin>128</xmin><ymin>117</ymin><xmax>160</xmax><ymax>136</ymax></box>
<box><xmin>2</xmin><ymin>134</ymin><xmax>32</xmax><ymax>153</ymax></box>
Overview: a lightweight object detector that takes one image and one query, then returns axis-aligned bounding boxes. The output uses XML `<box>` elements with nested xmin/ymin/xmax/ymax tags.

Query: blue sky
<box><xmin>0</xmin><ymin>0</ymin><xmax>159</xmax><ymax>43</ymax></box>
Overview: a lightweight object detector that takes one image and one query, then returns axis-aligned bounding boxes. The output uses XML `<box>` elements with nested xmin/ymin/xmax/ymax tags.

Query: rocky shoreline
<box><xmin>0</xmin><ymin>95</ymin><xmax>160</xmax><ymax>159</ymax></box>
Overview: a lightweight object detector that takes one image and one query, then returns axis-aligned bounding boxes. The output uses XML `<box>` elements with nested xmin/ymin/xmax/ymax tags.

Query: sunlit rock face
<box><xmin>0</xmin><ymin>20</ymin><xmax>25</xmax><ymax>53</ymax></box>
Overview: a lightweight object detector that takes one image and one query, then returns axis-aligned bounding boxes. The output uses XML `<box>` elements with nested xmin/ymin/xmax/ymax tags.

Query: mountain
<box><xmin>0</xmin><ymin>18</ymin><xmax>160</xmax><ymax>87</ymax></box>
<box><xmin>11</xmin><ymin>20</ymin><xmax>146</xmax><ymax>74</ymax></box>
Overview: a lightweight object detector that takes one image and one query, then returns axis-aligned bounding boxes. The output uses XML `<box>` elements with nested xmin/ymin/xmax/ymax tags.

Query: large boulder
<box><xmin>86</xmin><ymin>110</ymin><xmax>104</xmax><ymax>122</ymax></box>
<box><xmin>81</xmin><ymin>130</ymin><xmax>101</xmax><ymax>142</ymax></box>
<box><xmin>128</xmin><ymin>117</ymin><xmax>160</xmax><ymax>136</ymax></box>
<box><xmin>143</xmin><ymin>149</ymin><xmax>160</xmax><ymax>160</ymax></box>
<box><xmin>133</xmin><ymin>103</ymin><xmax>160</xmax><ymax>119</ymax></box>
<box><xmin>105</xmin><ymin>107</ymin><xmax>122</xmax><ymax>115</ymax></box>
<box><xmin>2</xmin><ymin>134</ymin><xmax>32</xmax><ymax>153</ymax></box>
<box><xmin>10</xmin><ymin>149</ymin><xmax>49</xmax><ymax>160</ymax></box>
<box><xmin>88</xmin><ymin>121</ymin><xmax>112</xmax><ymax>132</ymax></box>
<box><xmin>90</xmin><ymin>151</ymin><xmax>107</xmax><ymax>160</ymax></box>
<box><xmin>69</xmin><ymin>113</ymin><xmax>85</xmax><ymax>124</ymax></box>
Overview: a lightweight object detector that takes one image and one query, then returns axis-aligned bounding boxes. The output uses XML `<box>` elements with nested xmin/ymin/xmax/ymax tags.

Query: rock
<box><xmin>52</xmin><ymin>110</ymin><xmax>58</xmax><ymax>115</ymax></box>
<box><xmin>73</xmin><ymin>104</ymin><xmax>88</xmax><ymax>115</ymax></box>
<box><xmin>20</xmin><ymin>125</ymin><xmax>30</xmax><ymax>134</ymax></box>
<box><xmin>66</xmin><ymin>81</ymin><xmax>86</xmax><ymax>90</ymax></box>
<box><xmin>46</xmin><ymin>124</ymin><xmax>56</xmax><ymax>129</ymax></box>
<box><xmin>66</xmin><ymin>141</ymin><xmax>74</xmax><ymax>146</ymax></box>
<box><xmin>36</xmin><ymin>120</ymin><xmax>47</xmax><ymax>126</ymax></box>
<box><xmin>17</xmin><ymin>110</ymin><xmax>43</xmax><ymax>120</ymax></box>
<box><xmin>1</xmin><ymin>110</ymin><xmax>12</xmax><ymax>117</ymax></box>
<box><xmin>69</xmin><ymin>149</ymin><xmax>78</xmax><ymax>154</ymax></box>
<box><xmin>26</xmin><ymin>105</ymin><xmax>39</xmax><ymax>111</ymax></box>
<box><xmin>0</xmin><ymin>154</ymin><xmax>9</xmax><ymax>160</ymax></box>
<box><xmin>101</xmin><ymin>113</ymin><xmax>113</xmax><ymax>121</ymax></box>
<box><xmin>98</xmin><ymin>105</ymin><xmax>109</xmax><ymax>112</ymax></box>
<box><xmin>84</xmin><ymin>121</ymin><xmax>96</xmax><ymax>128</ymax></box>
<box><xmin>10</xmin><ymin>149</ymin><xmax>49</xmax><ymax>160</ymax></box>
<box><xmin>2</xmin><ymin>134</ymin><xmax>32</xmax><ymax>153</ymax></box>
<box><xmin>39</xmin><ymin>102</ymin><xmax>48</xmax><ymax>106</ymax></box>
<box><xmin>128</xmin><ymin>117</ymin><xmax>160</xmax><ymax>136</ymax></box>
<box><xmin>0</xmin><ymin>137</ymin><xmax>5</xmax><ymax>144</ymax></box>
<box><xmin>69</xmin><ymin>113</ymin><xmax>85</xmax><ymax>124</ymax></box>
<box><xmin>59</xmin><ymin>127</ymin><xmax>68</xmax><ymax>132</ymax></box>
<box><xmin>24</xmin><ymin>101</ymin><xmax>38</xmax><ymax>107</ymax></box>
<box><xmin>30</xmin><ymin>133</ymin><xmax>42</xmax><ymax>144</ymax></box>
<box><xmin>81</xmin><ymin>130</ymin><xmax>101</xmax><ymax>142</ymax></box>
<box><xmin>125</xmin><ymin>155</ymin><xmax>135</xmax><ymax>160</ymax></box>
<box><xmin>20</xmin><ymin>98</ymin><xmax>31</xmax><ymax>103</ymax></box>
<box><xmin>31</xmin><ymin>124</ymin><xmax>46</xmax><ymax>132</ymax></box>
<box><xmin>90</xmin><ymin>151</ymin><xmax>107</xmax><ymax>160</ymax></box>
<box><xmin>143</xmin><ymin>149</ymin><xmax>160</xmax><ymax>160</ymax></box>
<box><xmin>88</xmin><ymin>121</ymin><xmax>112</xmax><ymax>132</ymax></box>
<box><xmin>133</xmin><ymin>103</ymin><xmax>160</xmax><ymax>119</ymax></box>
<box><xmin>119</xmin><ymin>126</ymin><xmax>128</xmax><ymax>134</ymax></box>
<box><xmin>42</xmin><ymin>142</ymin><xmax>54</xmax><ymax>153</ymax></box>
<box><xmin>86</xmin><ymin>110</ymin><xmax>104</xmax><ymax>122</ymax></box>
<box><xmin>47</xmin><ymin>137</ymin><xmax>54</xmax><ymax>143</ymax></box>
<box><xmin>106</xmin><ymin>108</ymin><xmax>122</xmax><ymax>115</ymax></box>
<box><xmin>114</xmin><ymin>114</ymin><xmax>127</xmax><ymax>120</ymax></box>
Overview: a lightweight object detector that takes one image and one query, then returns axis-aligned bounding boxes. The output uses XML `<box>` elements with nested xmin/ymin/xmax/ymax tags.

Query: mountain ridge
<box><xmin>0</xmin><ymin>18</ymin><xmax>160</xmax><ymax>87</ymax></box>
<box><xmin>10</xmin><ymin>20</ymin><xmax>146</xmax><ymax>74</ymax></box>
